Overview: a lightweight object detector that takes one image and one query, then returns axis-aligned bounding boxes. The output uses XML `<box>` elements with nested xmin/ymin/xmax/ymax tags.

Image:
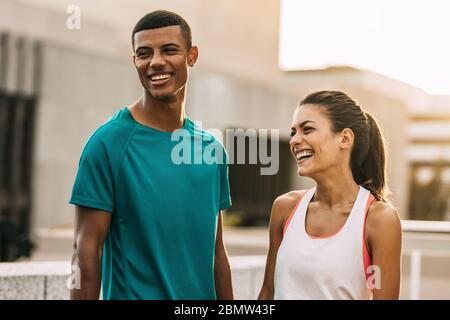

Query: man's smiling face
<box><xmin>133</xmin><ymin>25</ymin><xmax>198</xmax><ymax>102</ymax></box>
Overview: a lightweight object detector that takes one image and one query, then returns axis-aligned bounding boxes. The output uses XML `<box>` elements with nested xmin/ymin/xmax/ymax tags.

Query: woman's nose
<box><xmin>289</xmin><ymin>134</ymin><xmax>302</xmax><ymax>147</ymax></box>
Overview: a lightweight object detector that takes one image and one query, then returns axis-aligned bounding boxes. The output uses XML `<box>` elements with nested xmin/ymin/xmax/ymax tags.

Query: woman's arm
<box><xmin>366</xmin><ymin>201</ymin><xmax>402</xmax><ymax>300</ymax></box>
<box><xmin>258</xmin><ymin>192</ymin><xmax>301</xmax><ymax>300</ymax></box>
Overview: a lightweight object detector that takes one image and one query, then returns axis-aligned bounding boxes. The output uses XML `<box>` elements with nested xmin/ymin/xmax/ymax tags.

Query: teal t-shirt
<box><xmin>69</xmin><ymin>107</ymin><xmax>232</xmax><ymax>300</ymax></box>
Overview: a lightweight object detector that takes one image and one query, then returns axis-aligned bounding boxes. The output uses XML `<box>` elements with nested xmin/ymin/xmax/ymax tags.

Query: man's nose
<box><xmin>150</xmin><ymin>51</ymin><xmax>166</xmax><ymax>68</ymax></box>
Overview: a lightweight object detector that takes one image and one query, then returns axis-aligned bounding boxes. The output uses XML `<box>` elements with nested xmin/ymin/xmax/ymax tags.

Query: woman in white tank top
<box><xmin>258</xmin><ymin>91</ymin><xmax>402</xmax><ymax>300</ymax></box>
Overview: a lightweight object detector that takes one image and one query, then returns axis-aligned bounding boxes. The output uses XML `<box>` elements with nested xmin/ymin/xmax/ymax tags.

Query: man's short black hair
<box><xmin>132</xmin><ymin>10</ymin><xmax>192</xmax><ymax>50</ymax></box>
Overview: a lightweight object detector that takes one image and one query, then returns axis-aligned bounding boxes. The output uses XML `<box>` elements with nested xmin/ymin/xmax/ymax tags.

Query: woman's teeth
<box><xmin>296</xmin><ymin>150</ymin><xmax>314</xmax><ymax>161</ymax></box>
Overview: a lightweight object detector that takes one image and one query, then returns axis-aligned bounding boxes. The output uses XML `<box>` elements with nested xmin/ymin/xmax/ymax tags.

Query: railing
<box><xmin>226</xmin><ymin>220</ymin><xmax>450</xmax><ymax>299</ymax></box>
<box><xmin>401</xmin><ymin>220</ymin><xmax>450</xmax><ymax>299</ymax></box>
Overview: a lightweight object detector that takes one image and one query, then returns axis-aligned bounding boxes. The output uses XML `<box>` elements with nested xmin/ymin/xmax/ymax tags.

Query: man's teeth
<box><xmin>151</xmin><ymin>74</ymin><xmax>171</xmax><ymax>81</ymax></box>
<box><xmin>296</xmin><ymin>150</ymin><xmax>314</xmax><ymax>161</ymax></box>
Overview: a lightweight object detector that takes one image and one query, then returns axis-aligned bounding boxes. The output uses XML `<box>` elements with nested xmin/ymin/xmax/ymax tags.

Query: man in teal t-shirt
<box><xmin>69</xmin><ymin>10</ymin><xmax>233</xmax><ymax>300</ymax></box>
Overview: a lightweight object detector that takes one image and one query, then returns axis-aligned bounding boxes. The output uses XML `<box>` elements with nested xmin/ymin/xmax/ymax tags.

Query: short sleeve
<box><xmin>69</xmin><ymin>135</ymin><xmax>114</xmax><ymax>213</ymax></box>
<box><xmin>219</xmin><ymin>150</ymin><xmax>232</xmax><ymax>211</ymax></box>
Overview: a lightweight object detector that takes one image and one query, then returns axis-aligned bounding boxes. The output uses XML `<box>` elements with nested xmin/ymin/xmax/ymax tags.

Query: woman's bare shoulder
<box><xmin>271</xmin><ymin>190</ymin><xmax>307</xmax><ymax>220</ymax></box>
<box><xmin>366</xmin><ymin>200</ymin><xmax>402</xmax><ymax>241</ymax></box>
<box><xmin>367</xmin><ymin>200</ymin><xmax>401</xmax><ymax>227</ymax></box>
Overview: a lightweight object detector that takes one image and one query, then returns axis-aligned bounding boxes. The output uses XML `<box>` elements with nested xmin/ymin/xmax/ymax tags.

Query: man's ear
<box><xmin>188</xmin><ymin>46</ymin><xmax>199</xmax><ymax>67</ymax></box>
<box><xmin>340</xmin><ymin>128</ymin><xmax>354</xmax><ymax>150</ymax></box>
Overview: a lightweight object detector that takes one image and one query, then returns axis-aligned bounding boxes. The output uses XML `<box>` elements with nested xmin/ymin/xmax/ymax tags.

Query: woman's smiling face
<box><xmin>289</xmin><ymin>104</ymin><xmax>346</xmax><ymax>178</ymax></box>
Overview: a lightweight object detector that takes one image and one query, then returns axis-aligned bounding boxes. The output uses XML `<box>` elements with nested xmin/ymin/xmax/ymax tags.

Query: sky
<box><xmin>279</xmin><ymin>0</ymin><xmax>450</xmax><ymax>95</ymax></box>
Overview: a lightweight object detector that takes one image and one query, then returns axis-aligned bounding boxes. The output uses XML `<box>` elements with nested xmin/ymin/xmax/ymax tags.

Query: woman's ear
<box><xmin>340</xmin><ymin>128</ymin><xmax>354</xmax><ymax>150</ymax></box>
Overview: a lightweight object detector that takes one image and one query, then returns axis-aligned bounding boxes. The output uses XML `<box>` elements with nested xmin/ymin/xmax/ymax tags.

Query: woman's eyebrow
<box><xmin>299</xmin><ymin>120</ymin><xmax>316</xmax><ymax>128</ymax></box>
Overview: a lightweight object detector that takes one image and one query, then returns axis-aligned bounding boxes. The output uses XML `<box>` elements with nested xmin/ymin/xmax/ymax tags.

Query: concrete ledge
<box><xmin>0</xmin><ymin>257</ymin><xmax>266</xmax><ymax>300</ymax></box>
<box><xmin>0</xmin><ymin>261</ymin><xmax>70</xmax><ymax>300</ymax></box>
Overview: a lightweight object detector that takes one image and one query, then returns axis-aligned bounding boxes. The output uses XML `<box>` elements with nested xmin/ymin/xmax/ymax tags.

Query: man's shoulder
<box><xmin>93</xmin><ymin>108</ymin><xmax>136</xmax><ymax>136</ymax></box>
<box><xmin>82</xmin><ymin>108</ymin><xmax>138</xmax><ymax>156</ymax></box>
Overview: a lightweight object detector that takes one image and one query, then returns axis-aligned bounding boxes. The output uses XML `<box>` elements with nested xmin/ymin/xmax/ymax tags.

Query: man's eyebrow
<box><xmin>135</xmin><ymin>46</ymin><xmax>151</xmax><ymax>52</ymax></box>
<box><xmin>161</xmin><ymin>43</ymin><xmax>181</xmax><ymax>48</ymax></box>
<box><xmin>135</xmin><ymin>43</ymin><xmax>181</xmax><ymax>52</ymax></box>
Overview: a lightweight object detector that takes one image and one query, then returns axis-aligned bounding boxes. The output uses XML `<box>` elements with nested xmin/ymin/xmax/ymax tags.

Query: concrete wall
<box><xmin>10</xmin><ymin>0</ymin><xmax>284</xmax><ymax>85</ymax></box>
<box><xmin>0</xmin><ymin>0</ymin><xmax>125</xmax><ymax>58</ymax></box>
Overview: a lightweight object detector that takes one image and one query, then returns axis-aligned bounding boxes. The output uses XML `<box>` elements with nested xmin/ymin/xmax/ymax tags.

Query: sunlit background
<box><xmin>0</xmin><ymin>0</ymin><xmax>449</xmax><ymax>300</ymax></box>
<box><xmin>280</xmin><ymin>0</ymin><xmax>450</xmax><ymax>95</ymax></box>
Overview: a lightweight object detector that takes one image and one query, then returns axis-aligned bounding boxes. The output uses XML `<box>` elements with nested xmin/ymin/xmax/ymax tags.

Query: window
<box><xmin>0</xmin><ymin>33</ymin><xmax>41</xmax><ymax>261</ymax></box>
<box><xmin>227</xmin><ymin>130</ymin><xmax>292</xmax><ymax>226</ymax></box>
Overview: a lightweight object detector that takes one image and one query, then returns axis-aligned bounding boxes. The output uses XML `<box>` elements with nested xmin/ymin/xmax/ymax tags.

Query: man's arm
<box><xmin>366</xmin><ymin>201</ymin><xmax>402</xmax><ymax>300</ymax></box>
<box><xmin>214</xmin><ymin>212</ymin><xmax>234</xmax><ymax>300</ymax></box>
<box><xmin>70</xmin><ymin>205</ymin><xmax>112</xmax><ymax>300</ymax></box>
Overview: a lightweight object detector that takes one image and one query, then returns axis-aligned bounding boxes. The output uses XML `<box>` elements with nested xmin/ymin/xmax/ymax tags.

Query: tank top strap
<box><xmin>282</xmin><ymin>187</ymin><xmax>316</xmax><ymax>237</ymax></box>
<box><xmin>344</xmin><ymin>186</ymin><xmax>371</xmax><ymax>230</ymax></box>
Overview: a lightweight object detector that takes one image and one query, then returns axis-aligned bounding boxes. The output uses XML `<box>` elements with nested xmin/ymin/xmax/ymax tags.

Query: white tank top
<box><xmin>274</xmin><ymin>186</ymin><xmax>375</xmax><ymax>300</ymax></box>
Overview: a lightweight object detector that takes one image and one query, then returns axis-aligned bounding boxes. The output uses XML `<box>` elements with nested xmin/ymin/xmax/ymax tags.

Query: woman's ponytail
<box><xmin>355</xmin><ymin>113</ymin><xmax>388</xmax><ymax>201</ymax></box>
